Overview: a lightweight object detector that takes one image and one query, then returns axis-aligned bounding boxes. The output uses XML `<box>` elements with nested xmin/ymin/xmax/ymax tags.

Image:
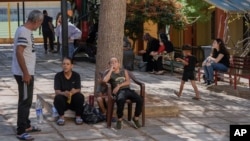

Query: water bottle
<box><xmin>52</xmin><ymin>106</ymin><xmax>58</xmax><ymax>118</ymax></box>
<box><xmin>36</xmin><ymin>99</ymin><xmax>43</xmax><ymax>124</ymax></box>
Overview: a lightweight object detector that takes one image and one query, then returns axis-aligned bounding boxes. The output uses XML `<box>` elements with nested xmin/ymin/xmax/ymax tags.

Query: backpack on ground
<box><xmin>81</xmin><ymin>103</ymin><xmax>105</xmax><ymax>124</ymax></box>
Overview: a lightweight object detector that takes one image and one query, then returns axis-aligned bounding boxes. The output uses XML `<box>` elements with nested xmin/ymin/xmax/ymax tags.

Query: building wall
<box><xmin>227</xmin><ymin>18</ymin><xmax>243</xmax><ymax>55</ymax></box>
<box><xmin>196</xmin><ymin>21</ymin><xmax>212</xmax><ymax>46</ymax></box>
<box><xmin>170</xmin><ymin>28</ymin><xmax>183</xmax><ymax>48</ymax></box>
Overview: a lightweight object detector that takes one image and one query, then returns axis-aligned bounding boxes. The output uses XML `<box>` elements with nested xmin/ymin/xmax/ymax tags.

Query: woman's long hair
<box><xmin>159</xmin><ymin>33</ymin><xmax>174</xmax><ymax>52</ymax></box>
<box><xmin>215</xmin><ymin>38</ymin><xmax>229</xmax><ymax>56</ymax></box>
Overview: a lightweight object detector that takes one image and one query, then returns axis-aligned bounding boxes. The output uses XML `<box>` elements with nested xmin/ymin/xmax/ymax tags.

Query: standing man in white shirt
<box><xmin>55</xmin><ymin>13</ymin><xmax>82</xmax><ymax>59</ymax></box>
<box><xmin>12</xmin><ymin>10</ymin><xmax>43</xmax><ymax>141</ymax></box>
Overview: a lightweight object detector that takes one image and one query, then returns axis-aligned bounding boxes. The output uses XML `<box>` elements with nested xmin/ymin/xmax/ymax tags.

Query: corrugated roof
<box><xmin>204</xmin><ymin>0</ymin><xmax>250</xmax><ymax>13</ymax></box>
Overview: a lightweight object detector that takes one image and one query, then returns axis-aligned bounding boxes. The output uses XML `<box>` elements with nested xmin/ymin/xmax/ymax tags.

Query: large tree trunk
<box><xmin>95</xmin><ymin>0</ymin><xmax>126</xmax><ymax>90</ymax></box>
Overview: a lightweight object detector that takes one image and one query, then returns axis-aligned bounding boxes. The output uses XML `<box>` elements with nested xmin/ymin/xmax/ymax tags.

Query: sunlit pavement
<box><xmin>0</xmin><ymin>44</ymin><xmax>250</xmax><ymax>141</ymax></box>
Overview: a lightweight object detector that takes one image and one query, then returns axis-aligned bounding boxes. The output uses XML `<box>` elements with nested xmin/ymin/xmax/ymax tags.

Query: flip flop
<box><xmin>192</xmin><ymin>97</ymin><xmax>201</xmax><ymax>100</ymax></box>
<box><xmin>174</xmin><ymin>91</ymin><xmax>180</xmax><ymax>98</ymax></box>
<box><xmin>25</xmin><ymin>126</ymin><xmax>41</xmax><ymax>133</ymax></box>
<box><xmin>16</xmin><ymin>133</ymin><xmax>34</xmax><ymax>141</ymax></box>
<box><xmin>57</xmin><ymin>118</ymin><xmax>65</xmax><ymax>126</ymax></box>
<box><xmin>75</xmin><ymin>117</ymin><xmax>83</xmax><ymax>125</ymax></box>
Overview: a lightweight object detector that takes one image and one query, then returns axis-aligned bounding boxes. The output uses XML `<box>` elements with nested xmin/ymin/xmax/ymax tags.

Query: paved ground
<box><xmin>0</xmin><ymin>44</ymin><xmax>250</xmax><ymax>141</ymax></box>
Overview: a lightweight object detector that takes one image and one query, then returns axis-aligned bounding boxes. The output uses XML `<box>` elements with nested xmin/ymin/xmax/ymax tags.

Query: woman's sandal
<box><xmin>57</xmin><ymin>118</ymin><xmax>65</xmax><ymax>126</ymax></box>
<box><xmin>16</xmin><ymin>133</ymin><xmax>34</xmax><ymax>141</ymax></box>
<box><xmin>25</xmin><ymin>126</ymin><xmax>41</xmax><ymax>133</ymax></box>
<box><xmin>75</xmin><ymin>117</ymin><xmax>83</xmax><ymax>125</ymax></box>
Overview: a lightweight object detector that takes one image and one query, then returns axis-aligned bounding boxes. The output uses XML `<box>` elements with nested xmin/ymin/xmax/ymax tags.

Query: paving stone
<box><xmin>179</xmin><ymin>105</ymin><xmax>206</xmax><ymax>111</ymax></box>
<box><xmin>0</xmin><ymin>122</ymin><xmax>15</xmax><ymax>135</ymax></box>
<box><xmin>221</xmin><ymin>117</ymin><xmax>250</xmax><ymax>124</ymax></box>
<box><xmin>171</xmin><ymin>124</ymin><xmax>215</xmax><ymax>134</ymax></box>
<box><xmin>190</xmin><ymin>117</ymin><xmax>230</xmax><ymax>125</ymax></box>
<box><xmin>224</xmin><ymin>110</ymin><xmax>250</xmax><ymax>117</ymax></box>
<box><xmin>177</xmin><ymin>133</ymin><xmax>229</xmax><ymax>141</ymax></box>
<box><xmin>0</xmin><ymin>116</ymin><xmax>5</xmax><ymax>122</ymax></box>
<box><xmin>0</xmin><ymin>136</ymin><xmax>18</xmax><ymax>141</ymax></box>
<box><xmin>99</xmin><ymin>127</ymin><xmax>144</xmax><ymax>138</ymax></box>
<box><xmin>212</xmin><ymin>100</ymin><xmax>250</xmax><ymax>111</ymax></box>
<box><xmin>30</xmin><ymin>133</ymin><xmax>64</xmax><ymax>141</ymax></box>
<box><xmin>159</xmin><ymin>117</ymin><xmax>197</xmax><ymax>126</ymax></box>
<box><xmin>109</xmin><ymin>136</ymin><xmax>154</xmax><ymax>141</ymax></box>
<box><xmin>152</xmin><ymin>133</ymin><xmax>190</xmax><ymax>141</ymax></box>
<box><xmin>180</xmin><ymin>110</ymin><xmax>207</xmax><ymax>118</ymax></box>
<box><xmin>144</xmin><ymin>118</ymin><xmax>165</xmax><ymax>126</ymax></box>
<box><xmin>62</xmin><ymin>129</ymin><xmax>104</xmax><ymax>140</ymax></box>
<box><xmin>207</xmin><ymin>123</ymin><xmax>230</xmax><ymax>133</ymax></box>
<box><xmin>140</xmin><ymin>125</ymin><xmax>181</xmax><ymax>135</ymax></box>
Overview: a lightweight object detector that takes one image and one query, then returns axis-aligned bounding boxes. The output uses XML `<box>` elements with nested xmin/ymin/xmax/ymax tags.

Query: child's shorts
<box><xmin>182</xmin><ymin>71</ymin><xmax>195</xmax><ymax>81</ymax></box>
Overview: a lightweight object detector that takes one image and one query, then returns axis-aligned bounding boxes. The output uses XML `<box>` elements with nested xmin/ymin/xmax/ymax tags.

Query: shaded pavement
<box><xmin>0</xmin><ymin>44</ymin><xmax>250</xmax><ymax>141</ymax></box>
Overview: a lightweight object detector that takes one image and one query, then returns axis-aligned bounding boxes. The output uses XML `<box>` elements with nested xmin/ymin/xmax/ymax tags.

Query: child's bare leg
<box><xmin>97</xmin><ymin>97</ymin><xmax>106</xmax><ymax>114</ymax></box>
<box><xmin>190</xmin><ymin>80</ymin><xmax>200</xmax><ymax>98</ymax></box>
<box><xmin>175</xmin><ymin>80</ymin><xmax>185</xmax><ymax>97</ymax></box>
<box><xmin>178</xmin><ymin>80</ymin><xmax>185</xmax><ymax>96</ymax></box>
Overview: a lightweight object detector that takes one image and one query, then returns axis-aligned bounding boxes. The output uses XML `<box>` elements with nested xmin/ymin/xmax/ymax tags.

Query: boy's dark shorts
<box><xmin>182</xmin><ymin>71</ymin><xmax>195</xmax><ymax>81</ymax></box>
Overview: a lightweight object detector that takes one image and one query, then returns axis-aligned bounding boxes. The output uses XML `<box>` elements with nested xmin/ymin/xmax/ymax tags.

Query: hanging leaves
<box><xmin>126</xmin><ymin>0</ymin><xmax>188</xmax><ymax>30</ymax></box>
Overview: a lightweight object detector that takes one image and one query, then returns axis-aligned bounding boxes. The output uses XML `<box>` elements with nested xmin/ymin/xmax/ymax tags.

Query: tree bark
<box><xmin>95</xmin><ymin>0</ymin><xmax>126</xmax><ymax>90</ymax></box>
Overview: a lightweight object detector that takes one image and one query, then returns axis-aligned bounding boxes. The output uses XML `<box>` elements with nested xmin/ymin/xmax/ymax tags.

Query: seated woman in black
<box><xmin>53</xmin><ymin>57</ymin><xmax>85</xmax><ymax>125</ymax></box>
<box><xmin>203</xmin><ymin>38</ymin><xmax>230</xmax><ymax>85</ymax></box>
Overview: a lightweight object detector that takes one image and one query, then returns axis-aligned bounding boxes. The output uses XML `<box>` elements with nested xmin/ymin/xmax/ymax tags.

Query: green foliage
<box><xmin>124</xmin><ymin>0</ymin><xmax>211</xmax><ymax>46</ymax></box>
<box><xmin>179</xmin><ymin>0</ymin><xmax>211</xmax><ymax>22</ymax></box>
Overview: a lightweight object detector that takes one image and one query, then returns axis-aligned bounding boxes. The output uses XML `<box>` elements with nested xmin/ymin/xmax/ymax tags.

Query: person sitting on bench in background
<box><xmin>203</xmin><ymin>38</ymin><xmax>230</xmax><ymax>86</ymax></box>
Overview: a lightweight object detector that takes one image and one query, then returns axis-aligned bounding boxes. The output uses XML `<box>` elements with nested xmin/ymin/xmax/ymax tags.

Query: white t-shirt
<box><xmin>12</xmin><ymin>26</ymin><xmax>36</xmax><ymax>75</ymax></box>
<box><xmin>55</xmin><ymin>22</ymin><xmax>82</xmax><ymax>44</ymax></box>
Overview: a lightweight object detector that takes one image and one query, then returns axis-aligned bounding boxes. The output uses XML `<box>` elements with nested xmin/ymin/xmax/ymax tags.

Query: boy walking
<box><xmin>174</xmin><ymin>45</ymin><xmax>200</xmax><ymax>100</ymax></box>
<box><xmin>103</xmin><ymin>57</ymin><xmax>143</xmax><ymax>129</ymax></box>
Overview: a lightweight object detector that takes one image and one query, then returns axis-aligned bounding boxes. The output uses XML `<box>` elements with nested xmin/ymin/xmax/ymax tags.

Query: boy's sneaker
<box><xmin>132</xmin><ymin>118</ymin><xmax>141</xmax><ymax>129</ymax></box>
<box><xmin>116</xmin><ymin>120</ymin><xmax>122</xmax><ymax>129</ymax></box>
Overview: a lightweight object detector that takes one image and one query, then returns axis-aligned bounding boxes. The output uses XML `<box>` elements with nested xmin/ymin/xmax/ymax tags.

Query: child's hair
<box><xmin>63</xmin><ymin>56</ymin><xmax>74</xmax><ymax>64</ymax></box>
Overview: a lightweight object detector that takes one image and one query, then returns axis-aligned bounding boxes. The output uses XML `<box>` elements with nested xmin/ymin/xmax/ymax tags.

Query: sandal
<box><xmin>75</xmin><ymin>117</ymin><xmax>83</xmax><ymax>125</ymax></box>
<box><xmin>25</xmin><ymin>126</ymin><xmax>41</xmax><ymax>133</ymax></box>
<box><xmin>57</xmin><ymin>118</ymin><xmax>65</xmax><ymax>126</ymax></box>
<box><xmin>192</xmin><ymin>97</ymin><xmax>201</xmax><ymax>100</ymax></box>
<box><xmin>16</xmin><ymin>133</ymin><xmax>34</xmax><ymax>141</ymax></box>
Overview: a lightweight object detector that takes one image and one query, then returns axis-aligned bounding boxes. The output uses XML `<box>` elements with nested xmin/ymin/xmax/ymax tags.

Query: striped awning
<box><xmin>204</xmin><ymin>0</ymin><xmax>250</xmax><ymax>13</ymax></box>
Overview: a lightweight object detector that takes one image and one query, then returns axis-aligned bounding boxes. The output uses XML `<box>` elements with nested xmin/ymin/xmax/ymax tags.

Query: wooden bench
<box><xmin>230</xmin><ymin>56</ymin><xmax>250</xmax><ymax>89</ymax></box>
<box><xmin>197</xmin><ymin>56</ymin><xmax>250</xmax><ymax>89</ymax></box>
<box><xmin>101</xmin><ymin>71</ymin><xmax>145</xmax><ymax>128</ymax></box>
